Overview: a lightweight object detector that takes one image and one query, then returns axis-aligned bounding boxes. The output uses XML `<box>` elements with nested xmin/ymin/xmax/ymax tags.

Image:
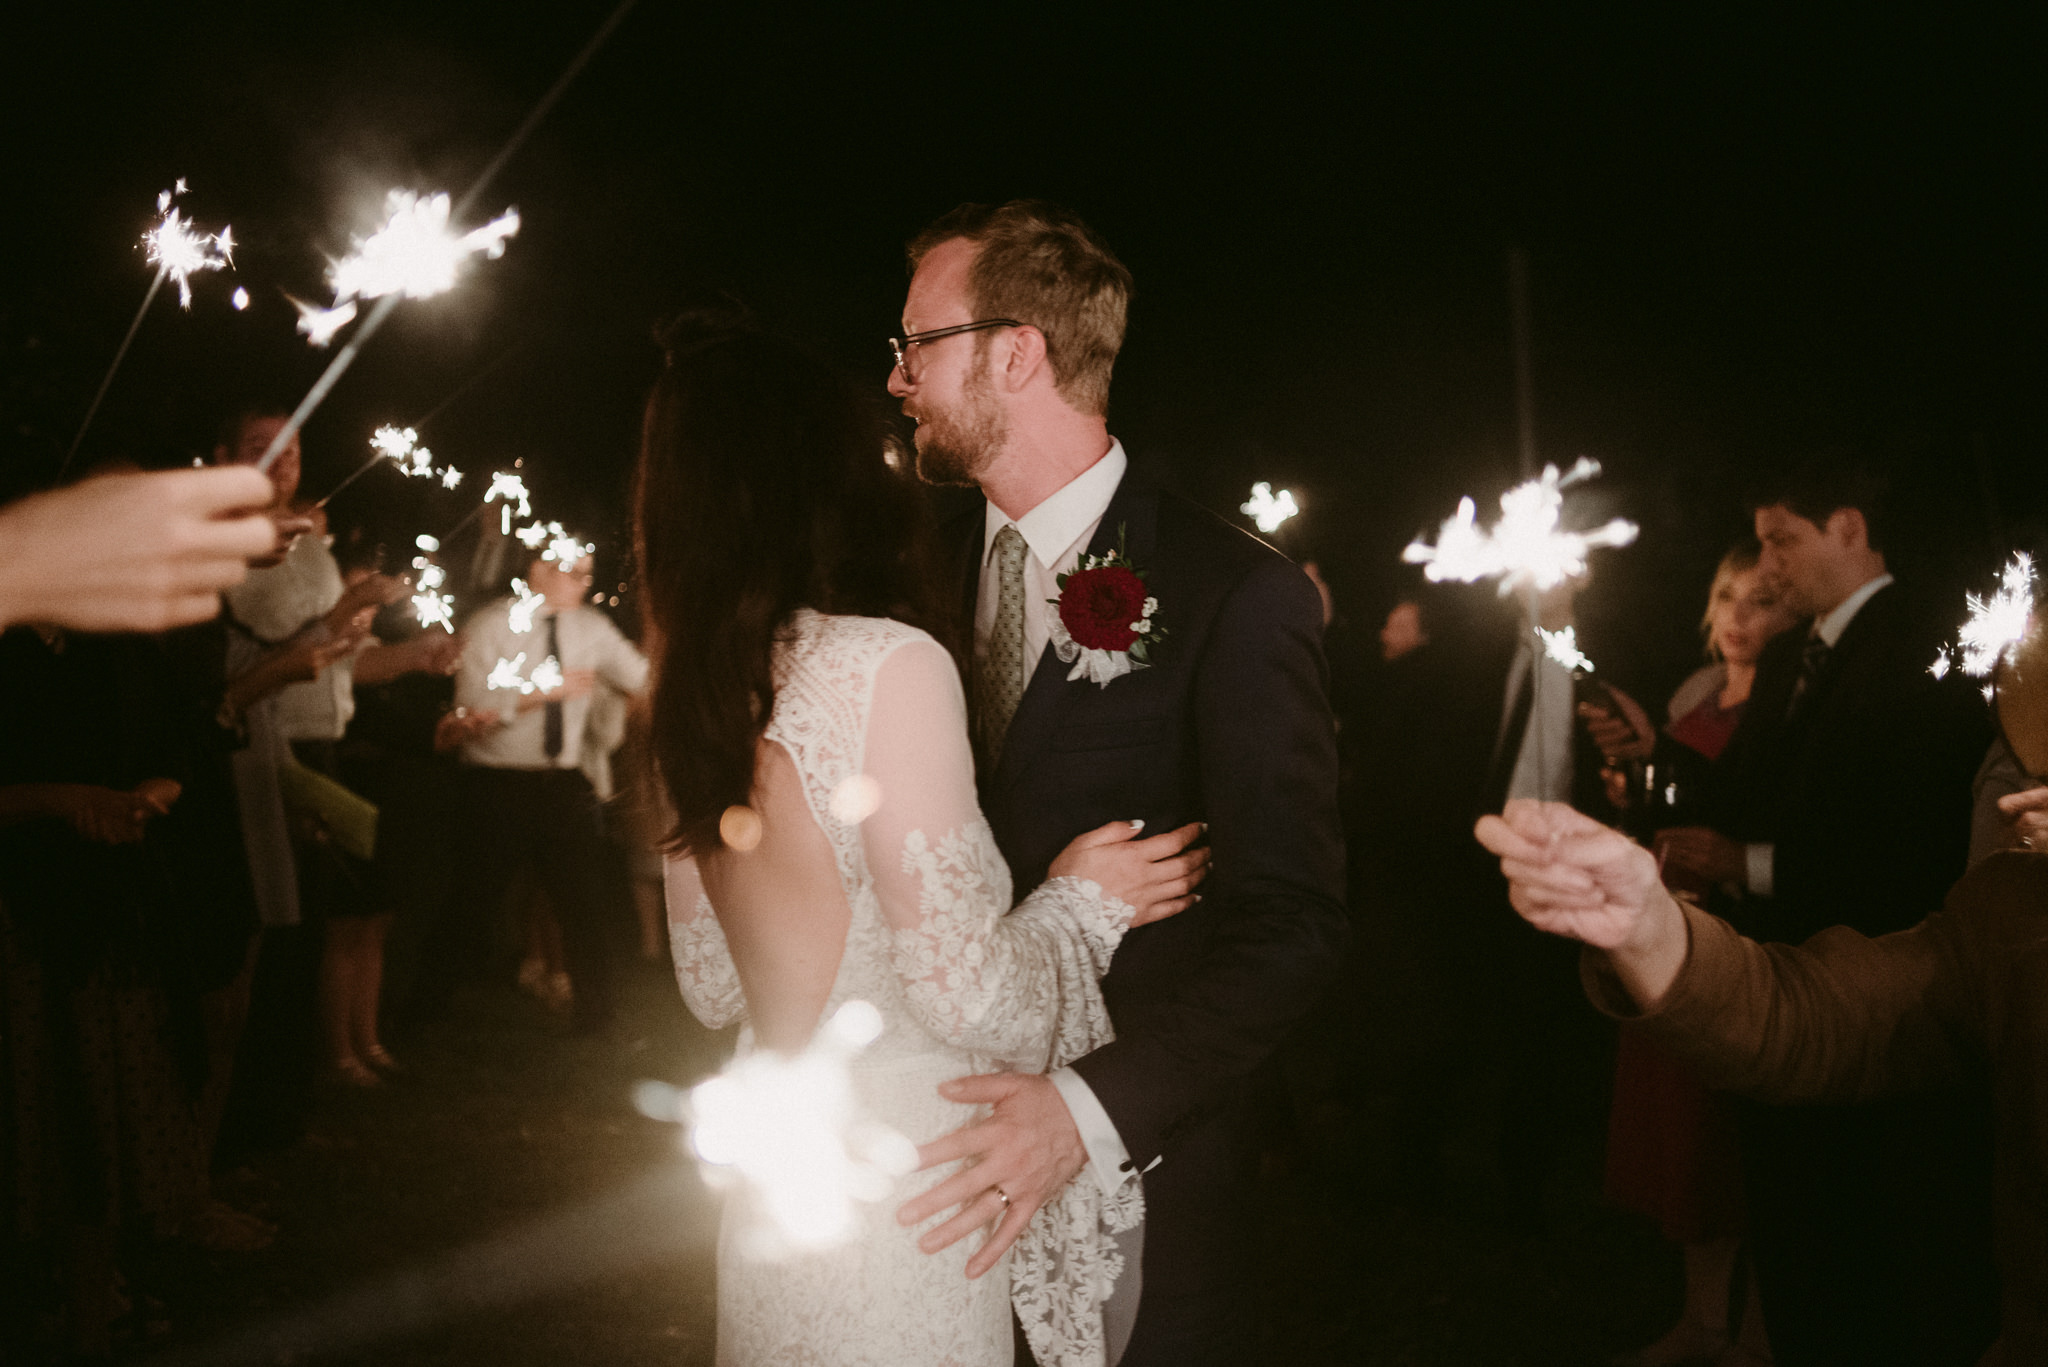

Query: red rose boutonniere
<box><xmin>1047</xmin><ymin>524</ymin><xmax>1165</xmax><ymax>688</ymax></box>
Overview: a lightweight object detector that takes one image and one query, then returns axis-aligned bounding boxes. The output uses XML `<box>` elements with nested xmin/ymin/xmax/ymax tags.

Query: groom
<box><xmin>888</xmin><ymin>201</ymin><xmax>1348</xmax><ymax>1365</ymax></box>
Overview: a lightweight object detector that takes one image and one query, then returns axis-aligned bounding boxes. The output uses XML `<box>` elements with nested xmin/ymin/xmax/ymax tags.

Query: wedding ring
<box><xmin>994</xmin><ymin>1186</ymin><xmax>1011</xmax><ymax>1209</ymax></box>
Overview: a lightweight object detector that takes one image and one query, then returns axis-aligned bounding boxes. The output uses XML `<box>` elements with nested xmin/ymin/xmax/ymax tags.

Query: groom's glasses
<box><xmin>887</xmin><ymin>319</ymin><xmax>1022</xmax><ymax>385</ymax></box>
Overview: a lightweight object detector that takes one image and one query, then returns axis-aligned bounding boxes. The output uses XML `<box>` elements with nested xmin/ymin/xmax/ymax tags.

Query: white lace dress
<box><xmin>668</xmin><ymin>610</ymin><xmax>1141</xmax><ymax>1367</ymax></box>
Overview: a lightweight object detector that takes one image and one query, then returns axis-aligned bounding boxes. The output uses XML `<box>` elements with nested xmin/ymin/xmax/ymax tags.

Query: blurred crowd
<box><xmin>2</xmin><ymin>422</ymin><xmax>2036</xmax><ymax>1365</ymax></box>
<box><xmin>1331</xmin><ymin>453</ymin><xmax>2028</xmax><ymax>1366</ymax></box>
<box><xmin>0</xmin><ymin>409</ymin><xmax>652</xmax><ymax>1361</ymax></box>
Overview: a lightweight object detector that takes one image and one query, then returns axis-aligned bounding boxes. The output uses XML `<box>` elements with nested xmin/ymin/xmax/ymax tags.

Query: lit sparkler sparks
<box><xmin>144</xmin><ymin>182</ymin><xmax>235</xmax><ymax>309</ymax></box>
<box><xmin>372</xmin><ymin>425</ymin><xmax>421</xmax><ymax>462</ymax></box>
<box><xmin>1402</xmin><ymin>458</ymin><xmax>1639</xmax><ymax>594</ymax></box>
<box><xmin>416</xmin><ymin>534</ymin><xmax>440</xmax><ymax>552</ymax></box>
<box><xmin>1953</xmin><ymin>552</ymin><xmax>2036</xmax><ymax>679</ymax></box>
<box><xmin>516</xmin><ymin>521</ymin><xmax>552</xmax><ymax>549</ymax></box>
<box><xmin>484</xmin><ymin>472</ymin><xmax>532</xmax><ymax>535</ymax></box>
<box><xmin>528</xmin><ymin>655</ymin><xmax>565</xmax><ymax>695</ymax></box>
<box><xmin>544</xmin><ymin>528</ymin><xmax>594</xmax><ymax>571</ymax></box>
<box><xmin>1537</xmin><ymin>625</ymin><xmax>1596</xmax><ymax>674</ymax></box>
<box><xmin>413</xmin><ymin>589</ymin><xmax>457</xmax><ymax>633</ymax></box>
<box><xmin>231</xmin><ymin>287</ymin><xmax>250</xmax><ymax>311</ymax></box>
<box><xmin>441</xmin><ymin>467</ymin><xmax>464</xmax><ymax>489</ymax></box>
<box><xmin>329</xmin><ymin>191</ymin><xmax>520</xmax><ymax>307</ymax></box>
<box><xmin>1241</xmin><ymin>482</ymin><xmax>1301</xmax><ymax>534</ymax></box>
<box><xmin>487</xmin><ymin>653</ymin><xmax>532</xmax><ymax>693</ymax></box>
<box><xmin>507</xmin><ymin>578</ymin><xmax>547</xmax><ymax>635</ymax></box>
<box><xmin>290</xmin><ymin>295</ymin><xmax>357</xmax><ymax>347</ymax></box>
<box><xmin>674</xmin><ymin>1000</ymin><xmax>916</xmax><ymax>1255</ymax></box>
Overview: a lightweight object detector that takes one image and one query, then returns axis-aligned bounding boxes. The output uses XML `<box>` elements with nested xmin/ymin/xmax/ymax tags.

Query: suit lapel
<box><xmin>989</xmin><ymin>470</ymin><xmax>1158</xmax><ymax>802</ymax></box>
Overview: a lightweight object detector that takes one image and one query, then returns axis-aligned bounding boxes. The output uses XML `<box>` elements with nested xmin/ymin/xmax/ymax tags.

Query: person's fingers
<box><xmin>1131</xmin><ymin>894</ymin><xmax>1198</xmax><ymax>926</ymax></box>
<box><xmin>898</xmin><ymin>1156</ymin><xmax>991</xmax><ymax>1225</ymax></box>
<box><xmin>1132</xmin><ymin>821</ymin><xmax>1204</xmax><ymax>859</ymax></box>
<box><xmin>1998</xmin><ymin>787</ymin><xmax>2048</xmax><ymax>817</ymax></box>
<box><xmin>1475</xmin><ymin>813</ymin><xmax>1551</xmax><ymax>862</ymax></box>
<box><xmin>916</xmin><ymin>1187</ymin><xmax>1009</xmax><ymax>1255</ymax></box>
<box><xmin>935</xmin><ymin>1072</ymin><xmax>1020</xmax><ymax>1106</ymax></box>
<box><xmin>1498</xmin><ymin>856</ymin><xmax>1597</xmax><ymax>893</ymax></box>
<box><xmin>964</xmin><ymin>1199</ymin><xmax>1037</xmax><ymax>1279</ymax></box>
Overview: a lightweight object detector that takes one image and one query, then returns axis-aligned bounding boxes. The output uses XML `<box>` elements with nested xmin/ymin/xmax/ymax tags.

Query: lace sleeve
<box><xmin>665</xmin><ymin>853</ymin><xmax>745</xmax><ymax>1029</ymax></box>
<box><xmin>860</xmin><ymin>640</ymin><xmax>1132</xmax><ymax>1072</ymax></box>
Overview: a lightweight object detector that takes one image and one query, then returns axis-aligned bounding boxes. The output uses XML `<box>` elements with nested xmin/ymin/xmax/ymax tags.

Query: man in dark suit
<box><xmin>886</xmin><ymin>201</ymin><xmax>1348</xmax><ymax>1365</ymax></box>
<box><xmin>1654</xmin><ymin>459</ymin><xmax>1996</xmax><ymax>1366</ymax></box>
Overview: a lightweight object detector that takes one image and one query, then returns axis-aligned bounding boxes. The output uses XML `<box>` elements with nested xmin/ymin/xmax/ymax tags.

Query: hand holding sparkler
<box><xmin>0</xmin><ymin>468</ymin><xmax>275</xmax><ymax>633</ymax></box>
<box><xmin>434</xmin><ymin>706</ymin><xmax>505</xmax><ymax>753</ymax></box>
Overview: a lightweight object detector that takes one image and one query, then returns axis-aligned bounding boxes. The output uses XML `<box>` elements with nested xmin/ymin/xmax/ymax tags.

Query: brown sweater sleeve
<box><xmin>1580</xmin><ymin>865</ymin><xmax>2010</xmax><ymax>1105</ymax></box>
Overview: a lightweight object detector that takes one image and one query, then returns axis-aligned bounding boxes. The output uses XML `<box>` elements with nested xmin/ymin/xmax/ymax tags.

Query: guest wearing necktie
<box><xmin>1652</xmin><ymin>456</ymin><xmax>1995</xmax><ymax>1367</ymax></box>
<box><xmin>448</xmin><ymin>547</ymin><xmax>648</xmax><ymax>1034</ymax></box>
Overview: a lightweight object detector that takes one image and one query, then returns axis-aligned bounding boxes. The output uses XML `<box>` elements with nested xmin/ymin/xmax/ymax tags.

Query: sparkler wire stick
<box><xmin>61</xmin><ymin>267</ymin><xmax>166</xmax><ymax>475</ymax></box>
<box><xmin>252</xmin><ymin>0</ymin><xmax>641</xmax><ymax>474</ymax></box>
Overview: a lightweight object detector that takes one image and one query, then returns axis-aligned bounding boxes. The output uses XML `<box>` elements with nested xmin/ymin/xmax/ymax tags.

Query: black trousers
<box><xmin>442</xmin><ymin>767</ymin><xmax>617</xmax><ymax>1030</ymax></box>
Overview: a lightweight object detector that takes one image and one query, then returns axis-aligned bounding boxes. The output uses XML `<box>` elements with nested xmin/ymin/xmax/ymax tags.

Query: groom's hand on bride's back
<box><xmin>1050</xmin><ymin>819</ymin><xmax>1210</xmax><ymax>926</ymax></box>
<box><xmin>898</xmin><ymin>1071</ymin><xmax>1087</xmax><ymax>1279</ymax></box>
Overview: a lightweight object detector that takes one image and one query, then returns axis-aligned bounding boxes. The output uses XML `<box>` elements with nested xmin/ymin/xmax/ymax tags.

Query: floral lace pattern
<box><xmin>665</xmin><ymin>611</ymin><xmax>1141</xmax><ymax>1366</ymax></box>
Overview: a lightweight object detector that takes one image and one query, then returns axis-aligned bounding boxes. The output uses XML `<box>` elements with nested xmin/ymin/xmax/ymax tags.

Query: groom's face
<box><xmin>892</xmin><ymin>237</ymin><xmax>1008</xmax><ymax>487</ymax></box>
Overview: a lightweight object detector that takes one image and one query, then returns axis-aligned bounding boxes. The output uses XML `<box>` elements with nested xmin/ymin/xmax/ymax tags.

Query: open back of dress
<box><xmin>665</xmin><ymin>609</ymin><xmax>1137</xmax><ymax>1367</ymax></box>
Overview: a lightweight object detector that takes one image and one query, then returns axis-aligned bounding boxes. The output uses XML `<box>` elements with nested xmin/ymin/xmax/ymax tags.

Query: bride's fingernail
<box><xmin>1128</xmin><ymin>819</ymin><xmax>1145</xmax><ymax>831</ymax></box>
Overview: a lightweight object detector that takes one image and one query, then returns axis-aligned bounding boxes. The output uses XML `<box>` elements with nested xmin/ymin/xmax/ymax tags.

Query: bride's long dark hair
<box><xmin>635</xmin><ymin>302</ymin><xmax>949</xmax><ymax>855</ymax></box>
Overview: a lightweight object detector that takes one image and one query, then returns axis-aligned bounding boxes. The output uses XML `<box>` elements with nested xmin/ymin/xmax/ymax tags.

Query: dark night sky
<box><xmin>4</xmin><ymin>2</ymin><xmax>2043</xmax><ymax>695</ymax></box>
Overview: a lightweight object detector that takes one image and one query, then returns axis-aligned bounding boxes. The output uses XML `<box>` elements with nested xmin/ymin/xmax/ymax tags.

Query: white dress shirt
<box><xmin>973</xmin><ymin>440</ymin><xmax>1142</xmax><ymax>1201</ymax></box>
<box><xmin>456</xmin><ymin>598</ymin><xmax>649</xmax><ymax>772</ymax></box>
<box><xmin>225</xmin><ymin>533</ymin><xmax>359</xmax><ymax>742</ymax></box>
<box><xmin>1743</xmin><ymin>571</ymin><xmax>1894</xmax><ymax>895</ymax></box>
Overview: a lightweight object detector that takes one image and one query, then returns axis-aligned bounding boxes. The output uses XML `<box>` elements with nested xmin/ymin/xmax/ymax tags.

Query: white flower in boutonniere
<box><xmin>1045</xmin><ymin>524</ymin><xmax>1167</xmax><ymax>689</ymax></box>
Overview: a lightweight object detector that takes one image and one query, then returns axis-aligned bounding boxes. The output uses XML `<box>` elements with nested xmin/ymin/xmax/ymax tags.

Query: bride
<box><xmin>635</xmin><ymin>310</ymin><xmax>1208</xmax><ymax>1366</ymax></box>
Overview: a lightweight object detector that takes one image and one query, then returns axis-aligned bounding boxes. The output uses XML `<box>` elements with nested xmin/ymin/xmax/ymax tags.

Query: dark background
<box><xmin>3</xmin><ymin>1</ymin><xmax>2042</xmax><ymax>701</ymax></box>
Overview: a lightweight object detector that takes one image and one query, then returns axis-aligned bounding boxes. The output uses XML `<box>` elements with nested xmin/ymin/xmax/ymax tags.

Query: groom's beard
<box><xmin>912</xmin><ymin>355</ymin><xmax>1007</xmax><ymax>488</ymax></box>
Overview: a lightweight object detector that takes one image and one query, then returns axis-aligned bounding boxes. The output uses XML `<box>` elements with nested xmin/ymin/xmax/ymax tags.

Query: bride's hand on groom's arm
<box><xmin>1474</xmin><ymin>799</ymin><xmax>1691</xmax><ymax>1009</ymax></box>
<box><xmin>897</xmin><ymin>1072</ymin><xmax>1086</xmax><ymax>1278</ymax></box>
<box><xmin>1050</xmin><ymin>819</ymin><xmax>1210</xmax><ymax>926</ymax></box>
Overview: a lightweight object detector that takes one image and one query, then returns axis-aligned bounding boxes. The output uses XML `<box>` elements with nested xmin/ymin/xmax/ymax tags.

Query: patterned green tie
<box><xmin>981</xmin><ymin>525</ymin><xmax>1030</xmax><ymax>764</ymax></box>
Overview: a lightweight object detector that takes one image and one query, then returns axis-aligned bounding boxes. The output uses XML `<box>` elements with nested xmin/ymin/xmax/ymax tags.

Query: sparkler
<box><xmin>1402</xmin><ymin>458</ymin><xmax>1639</xmax><ymax>594</ymax></box>
<box><xmin>1402</xmin><ymin>460</ymin><xmax>1638</xmax><ymax>806</ymax></box>
<box><xmin>544</xmin><ymin>528</ymin><xmax>594</xmax><ymax>572</ymax></box>
<box><xmin>528</xmin><ymin>655</ymin><xmax>565</xmax><ymax>695</ymax></box>
<box><xmin>1241</xmin><ymin>482</ymin><xmax>1301</xmax><ymax>534</ymax></box>
<box><xmin>144</xmin><ymin>182</ymin><xmax>235</xmax><ymax>309</ymax></box>
<box><xmin>64</xmin><ymin>180</ymin><xmax>237</xmax><ymax>472</ymax></box>
<box><xmin>484</xmin><ymin>472</ymin><xmax>533</xmax><ymax>535</ymax></box>
<box><xmin>290</xmin><ymin>295</ymin><xmax>357</xmax><ymax>347</ymax></box>
<box><xmin>507</xmin><ymin>578</ymin><xmax>547</xmax><ymax>635</ymax></box>
<box><xmin>1537</xmin><ymin>625</ymin><xmax>1596</xmax><ymax>674</ymax></box>
<box><xmin>674</xmin><ymin>999</ymin><xmax>916</xmax><ymax>1255</ymax></box>
<box><xmin>487</xmin><ymin>654</ymin><xmax>531</xmax><ymax>693</ymax></box>
<box><xmin>231</xmin><ymin>287</ymin><xmax>250</xmax><ymax>311</ymax></box>
<box><xmin>1956</xmin><ymin>553</ymin><xmax>2034</xmax><ymax>679</ymax></box>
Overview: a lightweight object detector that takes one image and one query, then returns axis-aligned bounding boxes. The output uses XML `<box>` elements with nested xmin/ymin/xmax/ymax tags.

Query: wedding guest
<box><xmin>210</xmin><ymin>410</ymin><xmax>392</xmax><ymax>1155</ymax></box>
<box><xmin>1477</xmin><ymin>800</ymin><xmax>2045</xmax><ymax>1367</ymax></box>
<box><xmin>1647</xmin><ymin>458</ymin><xmax>1996</xmax><ymax>1366</ymax></box>
<box><xmin>449</xmin><ymin>546</ymin><xmax>648</xmax><ymax>1034</ymax></box>
<box><xmin>0</xmin><ymin>624</ymin><xmax>210</xmax><ymax>1358</ymax></box>
<box><xmin>322</xmin><ymin>544</ymin><xmax>463</xmax><ymax>1086</ymax></box>
<box><xmin>1579</xmin><ymin>543</ymin><xmax>1797</xmax><ymax>1367</ymax></box>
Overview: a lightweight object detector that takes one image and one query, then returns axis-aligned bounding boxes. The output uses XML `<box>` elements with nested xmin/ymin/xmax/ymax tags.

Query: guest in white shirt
<box><xmin>449</xmin><ymin>548</ymin><xmax>648</xmax><ymax>1032</ymax></box>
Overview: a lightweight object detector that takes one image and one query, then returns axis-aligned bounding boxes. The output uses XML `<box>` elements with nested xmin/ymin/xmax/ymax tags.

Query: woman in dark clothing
<box><xmin>0</xmin><ymin>625</ymin><xmax>219</xmax><ymax>1359</ymax></box>
<box><xmin>1582</xmin><ymin>543</ymin><xmax>1798</xmax><ymax>1367</ymax></box>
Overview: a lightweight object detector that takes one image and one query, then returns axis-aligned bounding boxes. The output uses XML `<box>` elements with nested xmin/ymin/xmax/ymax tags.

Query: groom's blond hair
<box><xmin>907</xmin><ymin>201</ymin><xmax>1132</xmax><ymax>418</ymax></box>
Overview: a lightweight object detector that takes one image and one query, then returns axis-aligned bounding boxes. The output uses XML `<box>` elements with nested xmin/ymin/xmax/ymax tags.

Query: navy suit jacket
<box><xmin>950</xmin><ymin>468</ymin><xmax>1349</xmax><ymax>1171</ymax></box>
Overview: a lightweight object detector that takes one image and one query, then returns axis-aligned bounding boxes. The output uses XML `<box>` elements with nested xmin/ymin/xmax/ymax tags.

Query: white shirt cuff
<box><xmin>1745</xmin><ymin>842</ymin><xmax>1774</xmax><ymax>897</ymax></box>
<box><xmin>1048</xmin><ymin>1067</ymin><xmax>1138</xmax><ymax>1196</ymax></box>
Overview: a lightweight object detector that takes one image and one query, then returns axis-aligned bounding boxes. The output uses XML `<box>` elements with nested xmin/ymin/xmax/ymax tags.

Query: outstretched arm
<box><xmin>1477</xmin><ymin>800</ymin><xmax>1986</xmax><ymax>1104</ymax></box>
